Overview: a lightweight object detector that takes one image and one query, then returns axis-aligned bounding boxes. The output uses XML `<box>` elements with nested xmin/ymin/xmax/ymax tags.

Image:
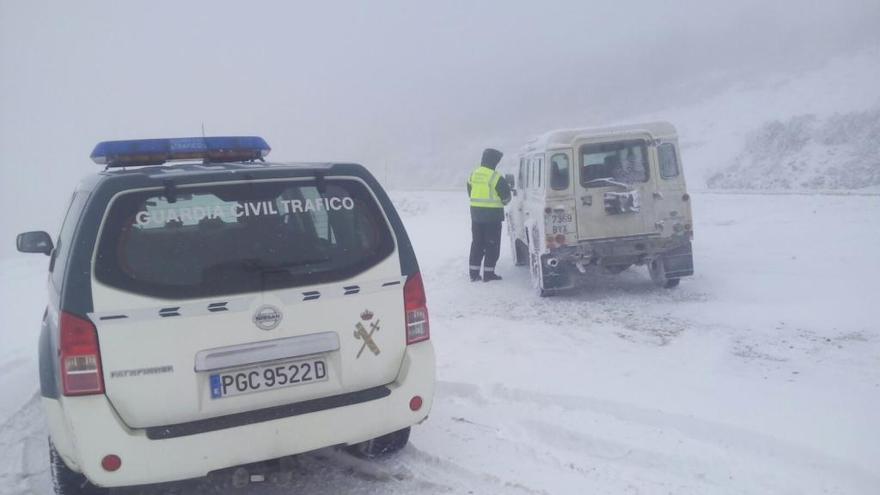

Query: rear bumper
<box><xmin>45</xmin><ymin>341</ymin><xmax>435</xmax><ymax>488</ymax></box>
<box><xmin>551</xmin><ymin>233</ymin><xmax>691</xmax><ymax>265</ymax></box>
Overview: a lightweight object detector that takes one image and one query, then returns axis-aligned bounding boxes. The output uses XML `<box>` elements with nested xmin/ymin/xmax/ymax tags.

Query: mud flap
<box><xmin>540</xmin><ymin>254</ymin><xmax>574</xmax><ymax>291</ymax></box>
<box><xmin>662</xmin><ymin>241</ymin><xmax>694</xmax><ymax>278</ymax></box>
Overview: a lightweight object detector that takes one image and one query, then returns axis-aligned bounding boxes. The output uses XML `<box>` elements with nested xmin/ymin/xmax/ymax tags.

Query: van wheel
<box><xmin>346</xmin><ymin>427</ymin><xmax>410</xmax><ymax>459</ymax></box>
<box><xmin>648</xmin><ymin>258</ymin><xmax>680</xmax><ymax>288</ymax></box>
<box><xmin>50</xmin><ymin>441</ymin><xmax>108</xmax><ymax>495</ymax></box>
<box><xmin>512</xmin><ymin>239</ymin><xmax>529</xmax><ymax>266</ymax></box>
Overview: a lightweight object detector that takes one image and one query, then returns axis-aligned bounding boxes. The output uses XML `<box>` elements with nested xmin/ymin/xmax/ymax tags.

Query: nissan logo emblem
<box><xmin>253</xmin><ymin>305</ymin><xmax>282</xmax><ymax>331</ymax></box>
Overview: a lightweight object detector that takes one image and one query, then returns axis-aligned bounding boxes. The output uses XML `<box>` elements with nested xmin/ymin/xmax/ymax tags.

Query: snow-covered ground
<box><xmin>1</xmin><ymin>191</ymin><xmax>878</xmax><ymax>494</ymax></box>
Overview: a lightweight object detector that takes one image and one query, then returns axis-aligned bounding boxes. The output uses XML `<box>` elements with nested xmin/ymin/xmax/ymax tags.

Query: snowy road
<box><xmin>1</xmin><ymin>192</ymin><xmax>878</xmax><ymax>494</ymax></box>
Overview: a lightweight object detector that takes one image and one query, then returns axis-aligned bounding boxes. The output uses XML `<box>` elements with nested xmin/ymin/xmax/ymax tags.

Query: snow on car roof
<box><xmin>522</xmin><ymin>121</ymin><xmax>678</xmax><ymax>153</ymax></box>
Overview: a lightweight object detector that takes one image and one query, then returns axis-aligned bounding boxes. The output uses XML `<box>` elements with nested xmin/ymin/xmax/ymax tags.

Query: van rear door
<box><xmin>574</xmin><ymin>137</ymin><xmax>656</xmax><ymax>240</ymax></box>
<box><xmin>90</xmin><ymin>177</ymin><xmax>408</xmax><ymax>428</ymax></box>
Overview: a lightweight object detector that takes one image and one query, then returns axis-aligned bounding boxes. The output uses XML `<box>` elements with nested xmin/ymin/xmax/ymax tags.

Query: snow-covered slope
<box><xmin>637</xmin><ymin>47</ymin><xmax>880</xmax><ymax>190</ymax></box>
<box><xmin>393</xmin><ymin>47</ymin><xmax>880</xmax><ymax>192</ymax></box>
<box><xmin>706</xmin><ymin>108</ymin><xmax>880</xmax><ymax>190</ymax></box>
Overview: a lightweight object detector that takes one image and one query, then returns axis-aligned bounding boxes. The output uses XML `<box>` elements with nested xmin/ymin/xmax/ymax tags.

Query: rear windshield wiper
<box><xmin>584</xmin><ymin>178</ymin><xmax>630</xmax><ymax>189</ymax></box>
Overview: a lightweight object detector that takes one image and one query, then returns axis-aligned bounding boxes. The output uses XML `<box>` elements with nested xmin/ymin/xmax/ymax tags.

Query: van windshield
<box><xmin>94</xmin><ymin>179</ymin><xmax>395</xmax><ymax>299</ymax></box>
<box><xmin>579</xmin><ymin>140</ymin><xmax>649</xmax><ymax>187</ymax></box>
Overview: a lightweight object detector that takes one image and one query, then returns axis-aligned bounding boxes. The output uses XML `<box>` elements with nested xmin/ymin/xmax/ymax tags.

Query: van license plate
<box><xmin>210</xmin><ymin>357</ymin><xmax>328</xmax><ymax>399</ymax></box>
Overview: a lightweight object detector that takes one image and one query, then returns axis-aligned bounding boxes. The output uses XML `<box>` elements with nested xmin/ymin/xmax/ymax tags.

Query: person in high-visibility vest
<box><xmin>467</xmin><ymin>148</ymin><xmax>511</xmax><ymax>282</ymax></box>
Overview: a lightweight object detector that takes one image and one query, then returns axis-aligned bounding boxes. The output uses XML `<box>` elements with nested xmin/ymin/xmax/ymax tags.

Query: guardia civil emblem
<box><xmin>354</xmin><ymin>309</ymin><xmax>381</xmax><ymax>358</ymax></box>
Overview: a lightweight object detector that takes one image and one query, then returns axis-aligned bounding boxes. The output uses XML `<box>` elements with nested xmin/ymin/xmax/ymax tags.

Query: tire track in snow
<box><xmin>0</xmin><ymin>391</ymin><xmax>50</xmax><ymax>495</ymax></box>
<box><xmin>402</xmin><ymin>445</ymin><xmax>551</xmax><ymax>495</ymax></box>
<box><xmin>436</xmin><ymin>380</ymin><xmax>879</xmax><ymax>493</ymax></box>
<box><xmin>0</xmin><ymin>388</ymin><xmax>536</xmax><ymax>495</ymax></box>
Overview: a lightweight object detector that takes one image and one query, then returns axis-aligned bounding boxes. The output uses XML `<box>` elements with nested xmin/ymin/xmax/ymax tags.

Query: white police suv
<box><xmin>16</xmin><ymin>137</ymin><xmax>434</xmax><ymax>493</ymax></box>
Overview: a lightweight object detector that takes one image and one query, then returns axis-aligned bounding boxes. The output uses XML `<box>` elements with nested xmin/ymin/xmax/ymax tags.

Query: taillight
<box><xmin>403</xmin><ymin>272</ymin><xmax>430</xmax><ymax>345</ymax></box>
<box><xmin>60</xmin><ymin>312</ymin><xmax>104</xmax><ymax>396</ymax></box>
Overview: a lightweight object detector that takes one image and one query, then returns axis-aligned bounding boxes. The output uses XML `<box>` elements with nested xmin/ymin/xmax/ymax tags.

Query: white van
<box><xmin>506</xmin><ymin>122</ymin><xmax>694</xmax><ymax>295</ymax></box>
<box><xmin>16</xmin><ymin>136</ymin><xmax>434</xmax><ymax>493</ymax></box>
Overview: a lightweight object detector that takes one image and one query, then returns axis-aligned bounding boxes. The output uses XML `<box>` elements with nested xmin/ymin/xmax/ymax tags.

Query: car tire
<box><xmin>648</xmin><ymin>258</ymin><xmax>680</xmax><ymax>289</ymax></box>
<box><xmin>346</xmin><ymin>427</ymin><xmax>410</xmax><ymax>459</ymax></box>
<box><xmin>50</xmin><ymin>441</ymin><xmax>109</xmax><ymax>495</ymax></box>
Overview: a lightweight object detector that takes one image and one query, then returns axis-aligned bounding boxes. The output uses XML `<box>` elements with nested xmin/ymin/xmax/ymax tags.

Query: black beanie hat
<box><xmin>480</xmin><ymin>148</ymin><xmax>504</xmax><ymax>169</ymax></box>
<box><xmin>481</xmin><ymin>148</ymin><xmax>503</xmax><ymax>169</ymax></box>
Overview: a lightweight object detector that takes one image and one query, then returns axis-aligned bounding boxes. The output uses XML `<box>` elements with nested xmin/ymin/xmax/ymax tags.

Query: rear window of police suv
<box><xmin>94</xmin><ymin>178</ymin><xmax>395</xmax><ymax>299</ymax></box>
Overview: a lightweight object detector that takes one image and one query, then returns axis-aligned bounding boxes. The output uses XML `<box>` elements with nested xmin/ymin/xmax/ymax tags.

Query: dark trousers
<box><xmin>469</xmin><ymin>221</ymin><xmax>502</xmax><ymax>275</ymax></box>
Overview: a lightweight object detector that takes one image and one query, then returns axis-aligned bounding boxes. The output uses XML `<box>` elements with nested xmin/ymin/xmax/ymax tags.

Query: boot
<box><xmin>483</xmin><ymin>272</ymin><xmax>502</xmax><ymax>282</ymax></box>
<box><xmin>470</xmin><ymin>270</ymin><xmax>482</xmax><ymax>282</ymax></box>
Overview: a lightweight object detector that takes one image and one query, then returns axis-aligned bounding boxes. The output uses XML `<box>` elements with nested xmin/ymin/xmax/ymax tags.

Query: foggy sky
<box><xmin>2</xmin><ymin>0</ymin><xmax>879</xmax><ymax>253</ymax></box>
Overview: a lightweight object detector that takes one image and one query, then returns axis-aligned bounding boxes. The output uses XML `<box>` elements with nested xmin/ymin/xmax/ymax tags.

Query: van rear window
<box><xmin>94</xmin><ymin>179</ymin><xmax>395</xmax><ymax>299</ymax></box>
<box><xmin>579</xmin><ymin>140</ymin><xmax>649</xmax><ymax>187</ymax></box>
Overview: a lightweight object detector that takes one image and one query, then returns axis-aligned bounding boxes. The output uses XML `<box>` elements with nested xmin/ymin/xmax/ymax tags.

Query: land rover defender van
<box><xmin>505</xmin><ymin>122</ymin><xmax>694</xmax><ymax>295</ymax></box>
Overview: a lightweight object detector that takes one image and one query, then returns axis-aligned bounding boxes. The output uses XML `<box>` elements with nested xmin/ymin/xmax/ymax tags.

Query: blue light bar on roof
<box><xmin>90</xmin><ymin>136</ymin><xmax>271</xmax><ymax>167</ymax></box>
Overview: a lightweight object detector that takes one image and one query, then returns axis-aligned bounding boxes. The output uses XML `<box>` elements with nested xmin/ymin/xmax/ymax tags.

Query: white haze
<box><xmin>2</xmin><ymin>0</ymin><xmax>879</xmax><ymax>255</ymax></box>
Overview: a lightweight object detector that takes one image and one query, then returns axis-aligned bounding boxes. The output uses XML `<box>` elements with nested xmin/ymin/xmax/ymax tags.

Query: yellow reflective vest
<box><xmin>468</xmin><ymin>166</ymin><xmax>503</xmax><ymax>209</ymax></box>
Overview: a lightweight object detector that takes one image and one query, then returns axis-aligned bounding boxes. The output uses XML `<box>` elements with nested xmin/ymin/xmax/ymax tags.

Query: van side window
<box><xmin>527</xmin><ymin>159</ymin><xmax>532</xmax><ymax>189</ymax></box>
<box><xmin>531</xmin><ymin>159</ymin><xmax>537</xmax><ymax>189</ymax></box>
<box><xmin>658</xmin><ymin>143</ymin><xmax>680</xmax><ymax>178</ymax></box>
<box><xmin>525</xmin><ymin>159</ymin><xmax>531</xmax><ymax>189</ymax></box>
<box><xmin>550</xmin><ymin>153</ymin><xmax>570</xmax><ymax>190</ymax></box>
<box><xmin>51</xmin><ymin>191</ymin><xmax>90</xmax><ymax>291</ymax></box>
<box><xmin>537</xmin><ymin>158</ymin><xmax>543</xmax><ymax>189</ymax></box>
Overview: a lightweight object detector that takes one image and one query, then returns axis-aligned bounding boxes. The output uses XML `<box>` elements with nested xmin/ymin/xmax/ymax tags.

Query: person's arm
<box><xmin>467</xmin><ymin>179</ymin><xmax>472</xmax><ymax>197</ymax></box>
<box><xmin>496</xmin><ymin>176</ymin><xmax>512</xmax><ymax>205</ymax></box>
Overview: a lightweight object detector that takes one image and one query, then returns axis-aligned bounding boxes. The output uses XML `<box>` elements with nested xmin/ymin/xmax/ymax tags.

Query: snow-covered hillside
<box><xmin>393</xmin><ymin>47</ymin><xmax>880</xmax><ymax>192</ymax></box>
<box><xmin>706</xmin><ymin>108</ymin><xmax>880</xmax><ymax>190</ymax></box>
<box><xmin>2</xmin><ymin>191</ymin><xmax>878</xmax><ymax>494</ymax></box>
<box><xmin>637</xmin><ymin>47</ymin><xmax>880</xmax><ymax>191</ymax></box>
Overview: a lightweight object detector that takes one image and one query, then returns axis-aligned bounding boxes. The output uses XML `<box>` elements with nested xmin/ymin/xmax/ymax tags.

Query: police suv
<box><xmin>506</xmin><ymin>122</ymin><xmax>695</xmax><ymax>295</ymax></box>
<box><xmin>16</xmin><ymin>137</ymin><xmax>434</xmax><ymax>493</ymax></box>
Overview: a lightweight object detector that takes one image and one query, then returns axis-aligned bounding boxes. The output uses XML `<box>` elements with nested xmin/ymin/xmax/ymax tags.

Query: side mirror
<box><xmin>504</xmin><ymin>173</ymin><xmax>515</xmax><ymax>189</ymax></box>
<box><xmin>17</xmin><ymin>231</ymin><xmax>54</xmax><ymax>256</ymax></box>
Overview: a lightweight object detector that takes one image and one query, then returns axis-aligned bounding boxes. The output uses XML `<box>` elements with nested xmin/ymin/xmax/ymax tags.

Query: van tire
<box><xmin>50</xmin><ymin>441</ymin><xmax>109</xmax><ymax>495</ymax></box>
<box><xmin>648</xmin><ymin>258</ymin><xmax>680</xmax><ymax>289</ymax></box>
<box><xmin>512</xmin><ymin>239</ymin><xmax>529</xmax><ymax>267</ymax></box>
<box><xmin>346</xmin><ymin>427</ymin><xmax>410</xmax><ymax>459</ymax></box>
